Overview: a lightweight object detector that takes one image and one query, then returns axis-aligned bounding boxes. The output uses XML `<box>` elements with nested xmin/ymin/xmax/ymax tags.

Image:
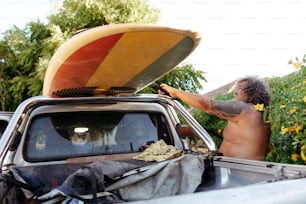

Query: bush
<box><xmin>265</xmin><ymin>57</ymin><xmax>305</xmax><ymax>164</ymax></box>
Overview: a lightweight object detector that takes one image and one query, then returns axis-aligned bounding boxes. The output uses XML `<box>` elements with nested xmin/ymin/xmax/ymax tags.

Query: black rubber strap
<box><xmin>0</xmin><ymin>174</ymin><xmax>34</xmax><ymax>193</ymax></box>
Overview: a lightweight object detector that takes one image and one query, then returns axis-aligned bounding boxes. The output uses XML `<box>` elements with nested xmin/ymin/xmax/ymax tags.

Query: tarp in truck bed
<box><xmin>3</xmin><ymin>154</ymin><xmax>207</xmax><ymax>203</ymax></box>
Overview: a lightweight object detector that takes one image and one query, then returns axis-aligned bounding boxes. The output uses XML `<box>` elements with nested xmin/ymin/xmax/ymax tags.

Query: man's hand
<box><xmin>158</xmin><ymin>84</ymin><xmax>176</xmax><ymax>98</ymax></box>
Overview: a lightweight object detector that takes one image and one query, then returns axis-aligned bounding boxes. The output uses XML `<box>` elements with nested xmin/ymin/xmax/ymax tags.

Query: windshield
<box><xmin>24</xmin><ymin>111</ymin><xmax>172</xmax><ymax>162</ymax></box>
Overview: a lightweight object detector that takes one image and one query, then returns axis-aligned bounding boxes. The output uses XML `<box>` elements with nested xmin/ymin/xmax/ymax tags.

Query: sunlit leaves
<box><xmin>140</xmin><ymin>63</ymin><xmax>206</xmax><ymax>95</ymax></box>
<box><xmin>265</xmin><ymin>64</ymin><xmax>305</xmax><ymax>164</ymax></box>
<box><xmin>48</xmin><ymin>0</ymin><xmax>159</xmax><ymax>33</ymax></box>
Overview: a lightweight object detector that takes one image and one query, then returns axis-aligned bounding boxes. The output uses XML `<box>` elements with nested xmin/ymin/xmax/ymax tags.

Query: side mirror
<box><xmin>177</xmin><ymin>124</ymin><xmax>196</xmax><ymax>138</ymax></box>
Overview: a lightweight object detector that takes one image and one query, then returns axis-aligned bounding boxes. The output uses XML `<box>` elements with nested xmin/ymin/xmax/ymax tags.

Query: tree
<box><xmin>48</xmin><ymin>0</ymin><xmax>159</xmax><ymax>33</ymax></box>
<box><xmin>140</xmin><ymin>63</ymin><xmax>206</xmax><ymax>96</ymax></box>
<box><xmin>0</xmin><ymin>0</ymin><xmax>159</xmax><ymax>111</ymax></box>
<box><xmin>0</xmin><ymin>22</ymin><xmax>51</xmax><ymax>110</ymax></box>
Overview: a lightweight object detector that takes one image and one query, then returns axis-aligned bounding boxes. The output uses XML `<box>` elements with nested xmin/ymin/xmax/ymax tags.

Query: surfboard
<box><xmin>43</xmin><ymin>24</ymin><xmax>201</xmax><ymax>97</ymax></box>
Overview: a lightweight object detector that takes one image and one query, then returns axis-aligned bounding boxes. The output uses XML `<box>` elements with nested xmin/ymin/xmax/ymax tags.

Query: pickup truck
<box><xmin>1</xmin><ymin>94</ymin><xmax>306</xmax><ymax>204</ymax></box>
<box><xmin>1</xmin><ymin>24</ymin><xmax>306</xmax><ymax>203</ymax></box>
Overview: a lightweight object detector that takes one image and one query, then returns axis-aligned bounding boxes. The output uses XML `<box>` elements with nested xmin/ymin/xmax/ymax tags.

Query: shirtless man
<box><xmin>159</xmin><ymin>76</ymin><xmax>271</xmax><ymax>160</ymax></box>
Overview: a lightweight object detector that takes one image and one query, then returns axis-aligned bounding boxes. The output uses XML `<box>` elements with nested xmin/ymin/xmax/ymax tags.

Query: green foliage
<box><xmin>0</xmin><ymin>22</ymin><xmax>52</xmax><ymax>110</ymax></box>
<box><xmin>265</xmin><ymin>58</ymin><xmax>305</xmax><ymax>164</ymax></box>
<box><xmin>0</xmin><ymin>0</ymin><xmax>159</xmax><ymax>111</ymax></box>
<box><xmin>140</xmin><ymin>63</ymin><xmax>206</xmax><ymax>96</ymax></box>
<box><xmin>0</xmin><ymin>79</ymin><xmax>11</xmax><ymax>110</ymax></box>
<box><xmin>48</xmin><ymin>0</ymin><xmax>159</xmax><ymax>33</ymax></box>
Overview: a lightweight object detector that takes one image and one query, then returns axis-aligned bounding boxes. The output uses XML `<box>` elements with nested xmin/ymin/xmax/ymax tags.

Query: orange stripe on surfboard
<box><xmin>86</xmin><ymin>31</ymin><xmax>185</xmax><ymax>89</ymax></box>
<box><xmin>49</xmin><ymin>34</ymin><xmax>123</xmax><ymax>95</ymax></box>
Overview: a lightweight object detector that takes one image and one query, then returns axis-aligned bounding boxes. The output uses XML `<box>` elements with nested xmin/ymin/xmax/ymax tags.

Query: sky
<box><xmin>1</xmin><ymin>0</ymin><xmax>306</xmax><ymax>93</ymax></box>
<box><xmin>0</xmin><ymin>0</ymin><xmax>55</xmax><ymax>30</ymax></box>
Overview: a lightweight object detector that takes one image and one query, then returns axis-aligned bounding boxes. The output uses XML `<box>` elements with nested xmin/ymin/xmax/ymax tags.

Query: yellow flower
<box><xmin>301</xmin><ymin>146</ymin><xmax>306</xmax><ymax>162</ymax></box>
<box><xmin>279</xmin><ymin>105</ymin><xmax>287</xmax><ymax>109</ymax></box>
<box><xmin>290</xmin><ymin>86</ymin><xmax>298</xmax><ymax>90</ymax></box>
<box><xmin>293</xmin><ymin>62</ymin><xmax>301</xmax><ymax>70</ymax></box>
<box><xmin>291</xmin><ymin>153</ymin><xmax>299</xmax><ymax>161</ymax></box>
<box><xmin>267</xmin><ymin>151</ymin><xmax>273</xmax><ymax>157</ymax></box>
<box><xmin>291</xmin><ymin>97</ymin><xmax>296</xmax><ymax>102</ymax></box>
<box><xmin>295</xmin><ymin>125</ymin><xmax>301</xmax><ymax>133</ymax></box>
<box><xmin>254</xmin><ymin>103</ymin><xmax>264</xmax><ymax>111</ymax></box>
<box><xmin>290</xmin><ymin>107</ymin><xmax>298</xmax><ymax>114</ymax></box>
<box><xmin>287</xmin><ymin>126</ymin><xmax>296</xmax><ymax>133</ymax></box>
<box><xmin>281</xmin><ymin>126</ymin><xmax>288</xmax><ymax>135</ymax></box>
<box><xmin>304</xmin><ymin>96</ymin><xmax>306</xmax><ymax>103</ymax></box>
<box><xmin>217</xmin><ymin>128</ymin><xmax>222</xmax><ymax>135</ymax></box>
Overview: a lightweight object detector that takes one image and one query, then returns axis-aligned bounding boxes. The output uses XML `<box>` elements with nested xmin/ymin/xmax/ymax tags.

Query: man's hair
<box><xmin>237</xmin><ymin>76</ymin><xmax>271</xmax><ymax>106</ymax></box>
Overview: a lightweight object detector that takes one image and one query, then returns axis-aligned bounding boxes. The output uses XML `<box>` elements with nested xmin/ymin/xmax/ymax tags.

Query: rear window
<box><xmin>24</xmin><ymin>111</ymin><xmax>172</xmax><ymax>162</ymax></box>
